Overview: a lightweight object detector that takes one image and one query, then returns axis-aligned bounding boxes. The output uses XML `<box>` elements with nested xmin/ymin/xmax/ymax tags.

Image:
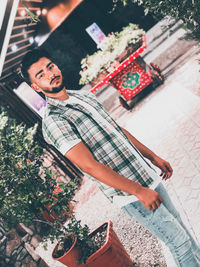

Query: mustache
<box><xmin>50</xmin><ymin>76</ymin><xmax>60</xmax><ymax>85</ymax></box>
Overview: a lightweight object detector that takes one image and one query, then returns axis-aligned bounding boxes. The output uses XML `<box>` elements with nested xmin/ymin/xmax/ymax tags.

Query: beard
<box><xmin>44</xmin><ymin>79</ymin><xmax>65</xmax><ymax>94</ymax></box>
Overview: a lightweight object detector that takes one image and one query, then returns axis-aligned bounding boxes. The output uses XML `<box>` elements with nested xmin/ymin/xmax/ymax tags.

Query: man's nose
<box><xmin>47</xmin><ymin>70</ymin><xmax>55</xmax><ymax>80</ymax></box>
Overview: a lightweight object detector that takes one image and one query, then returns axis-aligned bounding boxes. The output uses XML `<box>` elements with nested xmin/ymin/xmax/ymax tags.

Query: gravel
<box><xmin>74</xmin><ymin>179</ymin><xmax>167</xmax><ymax>267</ymax></box>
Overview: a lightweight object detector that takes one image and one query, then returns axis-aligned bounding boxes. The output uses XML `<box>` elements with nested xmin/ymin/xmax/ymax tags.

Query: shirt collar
<box><xmin>46</xmin><ymin>90</ymin><xmax>76</xmax><ymax>107</ymax></box>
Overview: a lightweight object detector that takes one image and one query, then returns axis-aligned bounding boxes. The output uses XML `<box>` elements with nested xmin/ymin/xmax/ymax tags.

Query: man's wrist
<box><xmin>132</xmin><ymin>182</ymin><xmax>143</xmax><ymax>197</ymax></box>
<box><xmin>149</xmin><ymin>153</ymin><xmax>158</xmax><ymax>162</ymax></box>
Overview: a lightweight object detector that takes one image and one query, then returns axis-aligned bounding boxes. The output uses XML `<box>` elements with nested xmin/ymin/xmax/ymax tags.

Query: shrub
<box><xmin>0</xmin><ymin>110</ymin><xmax>94</xmax><ymax>264</ymax></box>
<box><xmin>112</xmin><ymin>0</ymin><xmax>200</xmax><ymax>40</ymax></box>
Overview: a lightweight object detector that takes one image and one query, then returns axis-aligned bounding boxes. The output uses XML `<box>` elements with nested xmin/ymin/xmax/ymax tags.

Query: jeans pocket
<box><xmin>122</xmin><ymin>200</ymin><xmax>154</xmax><ymax>223</ymax></box>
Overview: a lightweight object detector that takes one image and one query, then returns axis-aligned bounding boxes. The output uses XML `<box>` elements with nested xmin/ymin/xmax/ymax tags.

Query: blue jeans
<box><xmin>122</xmin><ymin>183</ymin><xmax>200</xmax><ymax>267</ymax></box>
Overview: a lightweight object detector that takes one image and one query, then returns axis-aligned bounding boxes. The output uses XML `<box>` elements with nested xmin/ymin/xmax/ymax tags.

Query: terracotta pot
<box><xmin>52</xmin><ymin>235</ymin><xmax>85</xmax><ymax>267</ymax></box>
<box><xmin>43</xmin><ymin>201</ymin><xmax>73</xmax><ymax>223</ymax></box>
<box><xmin>52</xmin><ymin>221</ymin><xmax>133</xmax><ymax>267</ymax></box>
<box><xmin>86</xmin><ymin>221</ymin><xmax>133</xmax><ymax>267</ymax></box>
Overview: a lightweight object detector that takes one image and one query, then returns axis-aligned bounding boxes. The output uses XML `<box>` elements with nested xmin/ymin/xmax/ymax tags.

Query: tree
<box><xmin>112</xmin><ymin>0</ymin><xmax>200</xmax><ymax>40</ymax></box>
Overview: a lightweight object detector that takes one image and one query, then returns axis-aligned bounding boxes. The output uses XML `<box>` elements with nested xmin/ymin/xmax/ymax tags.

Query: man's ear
<box><xmin>31</xmin><ymin>83</ymin><xmax>41</xmax><ymax>92</ymax></box>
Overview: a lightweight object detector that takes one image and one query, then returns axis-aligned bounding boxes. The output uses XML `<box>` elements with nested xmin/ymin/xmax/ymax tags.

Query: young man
<box><xmin>21</xmin><ymin>49</ymin><xmax>200</xmax><ymax>266</ymax></box>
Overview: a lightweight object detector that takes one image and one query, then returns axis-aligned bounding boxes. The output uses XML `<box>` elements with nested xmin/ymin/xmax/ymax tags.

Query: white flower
<box><xmin>79</xmin><ymin>23</ymin><xmax>145</xmax><ymax>85</ymax></box>
<box><xmin>0</xmin><ymin>113</ymin><xmax>8</xmax><ymax>130</ymax></box>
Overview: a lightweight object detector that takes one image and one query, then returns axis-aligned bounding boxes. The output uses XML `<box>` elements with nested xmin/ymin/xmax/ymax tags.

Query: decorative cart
<box><xmin>79</xmin><ymin>24</ymin><xmax>164</xmax><ymax>110</ymax></box>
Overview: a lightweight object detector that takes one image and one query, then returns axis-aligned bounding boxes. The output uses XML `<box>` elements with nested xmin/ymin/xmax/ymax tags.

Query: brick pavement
<box><xmin>115</xmin><ymin>78</ymin><xmax>200</xmax><ymax>238</ymax></box>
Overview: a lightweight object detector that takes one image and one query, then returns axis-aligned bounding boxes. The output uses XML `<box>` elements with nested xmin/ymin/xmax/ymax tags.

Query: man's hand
<box><xmin>151</xmin><ymin>155</ymin><xmax>173</xmax><ymax>180</ymax></box>
<box><xmin>66</xmin><ymin>142</ymin><xmax>165</xmax><ymax>211</ymax></box>
<box><xmin>120</xmin><ymin>127</ymin><xmax>173</xmax><ymax>180</ymax></box>
<box><xmin>135</xmin><ymin>186</ymin><xmax>163</xmax><ymax>210</ymax></box>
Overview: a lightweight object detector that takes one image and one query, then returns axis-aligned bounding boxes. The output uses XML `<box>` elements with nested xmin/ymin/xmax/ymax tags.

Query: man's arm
<box><xmin>65</xmin><ymin>142</ymin><xmax>163</xmax><ymax>210</ymax></box>
<box><xmin>121</xmin><ymin>127</ymin><xmax>173</xmax><ymax>180</ymax></box>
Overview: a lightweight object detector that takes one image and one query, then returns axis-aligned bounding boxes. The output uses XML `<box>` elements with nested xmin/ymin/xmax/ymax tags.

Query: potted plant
<box><xmin>79</xmin><ymin>23</ymin><xmax>145</xmax><ymax>86</ymax></box>
<box><xmin>0</xmin><ymin>110</ymin><xmax>92</xmax><ymax>264</ymax></box>
<box><xmin>52</xmin><ymin>220</ymin><xmax>134</xmax><ymax>267</ymax></box>
<box><xmin>0</xmin><ymin>109</ymin><xmax>77</xmax><ymax>227</ymax></box>
<box><xmin>0</xmin><ymin>110</ymin><xmax>134</xmax><ymax>266</ymax></box>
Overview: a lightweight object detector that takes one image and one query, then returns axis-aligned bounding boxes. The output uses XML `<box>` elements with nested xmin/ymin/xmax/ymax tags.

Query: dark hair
<box><xmin>20</xmin><ymin>49</ymin><xmax>53</xmax><ymax>85</ymax></box>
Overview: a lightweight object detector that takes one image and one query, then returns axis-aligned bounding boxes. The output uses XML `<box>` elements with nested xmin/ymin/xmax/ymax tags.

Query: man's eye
<box><xmin>49</xmin><ymin>64</ymin><xmax>54</xmax><ymax>69</ymax></box>
<box><xmin>39</xmin><ymin>73</ymin><xmax>44</xmax><ymax>79</ymax></box>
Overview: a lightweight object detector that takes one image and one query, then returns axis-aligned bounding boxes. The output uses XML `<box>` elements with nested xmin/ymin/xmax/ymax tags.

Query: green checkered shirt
<box><xmin>42</xmin><ymin>91</ymin><xmax>155</xmax><ymax>201</ymax></box>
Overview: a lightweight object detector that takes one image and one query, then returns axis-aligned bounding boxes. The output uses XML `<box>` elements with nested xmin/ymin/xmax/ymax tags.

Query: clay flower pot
<box><xmin>86</xmin><ymin>220</ymin><xmax>133</xmax><ymax>267</ymax></box>
<box><xmin>52</xmin><ymin>235</ymin><xmax>84</xmax><ymax>267</ymax></box>
<box><xmin>52</xmin><ymin>221</ymin><xmax>133</xmax><ymax>267</ymax></box>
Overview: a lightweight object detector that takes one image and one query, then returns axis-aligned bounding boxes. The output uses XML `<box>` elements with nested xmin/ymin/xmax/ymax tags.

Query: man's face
<box><xmin>28</xmin><ymin>57</ymin><xmax>64</xmax><ymax>95</ymax></box>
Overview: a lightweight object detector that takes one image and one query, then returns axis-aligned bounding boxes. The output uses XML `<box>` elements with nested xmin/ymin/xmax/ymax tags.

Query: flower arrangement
<box><xmin>79</xmin><ymin>23</ymin><xmax>145</xmax><ymax>85</ymax></box>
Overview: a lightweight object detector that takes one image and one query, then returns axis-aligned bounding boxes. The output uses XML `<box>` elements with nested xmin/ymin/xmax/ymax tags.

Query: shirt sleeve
<box><xmin>42</xmin><ymin>115</ymin><xmax>81</xmax><ymax>155</ymax></box>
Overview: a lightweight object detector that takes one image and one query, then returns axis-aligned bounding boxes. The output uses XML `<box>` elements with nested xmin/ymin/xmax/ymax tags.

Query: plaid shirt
<box><xmin>43</xmin><ymin>91</ymin><xmax>156</xmax><ymax>201</ymax></box>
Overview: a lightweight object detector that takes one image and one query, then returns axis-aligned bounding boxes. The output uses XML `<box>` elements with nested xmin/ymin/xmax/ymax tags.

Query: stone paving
<box><xmin>114</xmin><ymin>48</ymin><xmax>200</xmax><ymax>243</ymax></box>
<box><xmin>107</xmin><ymin>43</ymin><xmax>200</xmax><ymax>266</ymax></box>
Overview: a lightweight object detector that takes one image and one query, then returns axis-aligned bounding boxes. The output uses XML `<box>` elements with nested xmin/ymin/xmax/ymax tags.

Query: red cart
<box><xmin>90</xmin><ymin>36</ymin><xmax>164</xmax><ymax>110</ymax></box>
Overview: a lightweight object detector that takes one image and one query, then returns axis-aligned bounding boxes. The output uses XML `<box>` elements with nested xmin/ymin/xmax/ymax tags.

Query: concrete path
<box><xmin>113</xmin><ymin>45</ymin><xmax>200</xmax><ymax>246</ymax></box>
<box><xmin>98</xmin><ymin>41</ymin><xmax>200</xmax><ymax>266</ymax></box>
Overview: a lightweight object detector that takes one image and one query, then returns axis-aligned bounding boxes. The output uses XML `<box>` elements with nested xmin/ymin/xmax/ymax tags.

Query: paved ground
<box><xmin>97</xmin><ymin>42</ymin><xmax>200</xmax><ymax>265</ymax></box>
<box><xmin>112</xmin><ymin>44</ymin><xmax>200</xmax><ymax>246</ymax></box>
<box><xmin>36</xmin><ymin>24</ymin><xmax>200</xmax><ymax>266</ymax></box>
